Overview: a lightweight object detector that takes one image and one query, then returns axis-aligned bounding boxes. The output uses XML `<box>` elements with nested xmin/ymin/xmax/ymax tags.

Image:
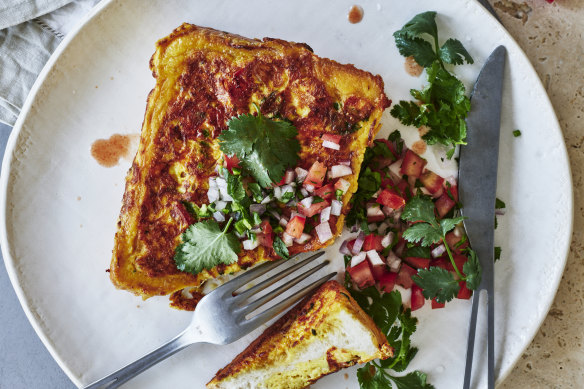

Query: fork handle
<box><xmin>84</xmin><ymin>329</ymin><xmax>193</xmax><ymax>389</ymax></box>
<box><xmin>463</xmin><ymin>289</ymin><xmax>494</xmax><ymax>389</ymax></box>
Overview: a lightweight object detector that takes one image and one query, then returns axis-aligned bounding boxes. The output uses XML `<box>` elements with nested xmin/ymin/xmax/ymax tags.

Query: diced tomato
<box><xmin>362</xmin><ymin>234</ymin><xmax>384</xmax><ymax>251</ymax></box>
<box><xmin>452</xmin><ymin>254</ymin><xmax>468</xmax><ymax>276</ymax></box>
<box><xmin>446</xmin><ymin>184</ymin><xmax>459</xmax><ymax>202</ymax></box>
<box><xmin>396</xmin><ymin>179</ymin><xmax>412</xmax><ymax>199</ymax></box>
<box><xmin>435</xmin><ymin>192</ymin><xmax>456</xmax><ymax>218</ymax></box>
<box><xmin>366</xmin><ymin>203</ymin><xmax>385</xmax><ymax>222</ymax></box>
<box><xmin>404</xmin><ymin>257</ymin><xmax>431</xmax><ymax>269</ymax></box>
<box><xmin>393</xmin><ymin>238</ymin><xmax>407</xmax><ymax>257</ymax></box>
<box><xmin>298</xmin><ymin>199</ymin><xmax>331</xmax><ymax>218</ymax></box>
<box><xmin>173</xmin><ymin>202</ymin><xmax>195</xmax><ymax>226</ymax></box>
<box><xmin>322</xmin><ymin>133</ymin><xmax>342</xmax><ymax>144</ymax></box>
<box><xmin>260</xmin><ymin>220</ymin><xmax>272</xmax><ymax>235</ymax></box>
<box><xmin>419</xmin><ymin>170</ymin><xmax>445</xmax><ymax>194</ymax></box>
<box><xmin>334</xmin><ymin>178</ymin><xmax>351</xmax><ymax>194</ymax></box>
<box><xmin>347</xmin><ymin>261</ymin><xmax>375</xmax><ymax>289</ymax></box>
<box><xmin>400</xmin><ymin>150</ymin><xmax>427</xmax><ymax>178</ymax></box>
<box><xmin>457</xmin><ymin>281</ymin><xmax>472</xmax><ymax>299</ymax></box>
<box><xmin>431</xmin><ymin>298</ymin><xmax>445</xmax><ymax>309</ymax></box>
<box><xmin>376</xmin><ymin>189</ymin><xmax>406</xmax><ymax>210</ymax></box>
<box><xmin>378</xmin><ymin>272</ymin><xmax>398</xmax><ymax>293</ymax></box>
<box><xmin>346</xmin><ymin>239</ymin><xmax>356</xmax><ymax>253</ymax></box>
<box><xmin>445</xmin><ymin>232</ymin><xmax>469</xmax><ymax>254</ymax></box>
<box><xmin>304</xmin><ymin>161</ymin><xmax>327</xmax><ymax>188</ymax></box>
<box><xmin>370</xmin><ymin>263</ymin><xmax>388</xmax><ymax>281</ymax></box>
<box><xmin>431</xmin><ymin>256</ymin><xmax>450</xmax><ymax>270</ymax></box>
<box><xmin>224</xmin><ymin>154</ymin><xmax>240</xmax><ymax>173</ymax></box>
<box><xmin>396</xmin><ymin>263</ymin><xmax>417</xmax><ymax>289</ymax></box>
<box><xmin>411</xmin><ymin>285</ymin><xmax>425</xmax><ymax>311</ymax></box>
<box><xmin>314</xmin><ymin>183</ymin><xmax>335</xmax><ymax>200</ymax></box>
<box><xmin>285</xmin><ymin>215</ymin><xmax>306</xmax><ymax>239</ymax></box>
<box><xmin>256</xmin><ymin>233</ymin><xmax>273</xmax><ymax>248</ymax></box>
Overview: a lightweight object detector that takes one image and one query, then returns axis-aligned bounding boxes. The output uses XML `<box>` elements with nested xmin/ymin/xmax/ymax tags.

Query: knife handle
<box><xmin>463</xmin><ymin>288</ymin><xmax>494</xmax><ymax>389</ymax></box>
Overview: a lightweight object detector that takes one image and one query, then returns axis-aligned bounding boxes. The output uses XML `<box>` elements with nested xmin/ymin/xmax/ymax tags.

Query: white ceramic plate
<box><xmin>0</xmin><ymin>0</ymin><xmax>572</xmax><ymax>388</ymax></box>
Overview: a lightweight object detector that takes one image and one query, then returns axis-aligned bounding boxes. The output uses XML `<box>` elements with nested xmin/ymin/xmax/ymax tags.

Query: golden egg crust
<box><xmin>110</xmin><ymin>24</ymin><xmax>391</xmax><ymax>308</ymax></box>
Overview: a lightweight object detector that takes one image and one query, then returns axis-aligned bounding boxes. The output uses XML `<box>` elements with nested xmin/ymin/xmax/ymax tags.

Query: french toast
<box><xmin>207</xmin><ymin>281</ymin><xmax>393</xmax><ymax>388</ymax></box>
<box><xmin>110</xmin><ymin>24</ymin><xmax>391</xmax><ymax>308</ymax></box>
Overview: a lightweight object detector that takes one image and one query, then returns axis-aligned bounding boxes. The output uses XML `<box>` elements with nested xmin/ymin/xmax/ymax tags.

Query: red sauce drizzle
<box><xmin>348</xmin><ymin>5</ymin><xmax>364</xmax><ymax>24</ymax></box>
<box><xmin>91</xmin><ymin>134</ymin><xmax>135</xmax><ymax>167</ymax></box>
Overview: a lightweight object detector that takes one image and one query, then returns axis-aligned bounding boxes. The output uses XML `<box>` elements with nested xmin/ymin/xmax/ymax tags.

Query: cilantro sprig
<box><xmin>348</xmin><ymin>287</ymin><xmax>434</xmax><ymax>389</ymax></box>
<box><xmin>401</xmin><ymin>195</ymin><xmax>482</xmax><ymax>303</ymax></box>
<box><xmin>174</xmin><ymin>218</ymin><xmax>241</xmax><ymax>274</ymax></box>
<box><xmin>219</xmin><ymin>110</ymin><xmax>300</xmax><ymax>188</ymax></box>
<box><xmin>391</xmin><ymin>11</ymin><xmax>474</xmax><ymax>158</ymax></box>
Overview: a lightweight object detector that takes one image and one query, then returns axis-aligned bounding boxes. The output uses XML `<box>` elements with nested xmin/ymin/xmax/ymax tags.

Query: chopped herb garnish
<box><xmin>513</xmin><ymin>129</ymin><xmax>522</xmax><ymax>137</ymax></box>
<box><xmin>273</xmin><ymin>236</ymin><xmax>289</xmax><ymax>259</ymax></box>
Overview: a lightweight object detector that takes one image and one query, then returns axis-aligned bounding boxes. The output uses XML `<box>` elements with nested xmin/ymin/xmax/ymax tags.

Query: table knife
<box><xmin>459</xmin><ymin>45</ymin><xmax>507</xmax><ymax>389</ymax></box>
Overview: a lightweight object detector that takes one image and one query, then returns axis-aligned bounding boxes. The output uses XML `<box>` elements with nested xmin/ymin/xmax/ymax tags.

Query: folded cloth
<box><xmin>0</xmin><ymin>0</ymin><xmax>100</xmax><ymax>126</ymax></box>
<box><xmin>0</xmin><ymin>0</ymin><xmax>71</xmax><ymax>30</ymax></box>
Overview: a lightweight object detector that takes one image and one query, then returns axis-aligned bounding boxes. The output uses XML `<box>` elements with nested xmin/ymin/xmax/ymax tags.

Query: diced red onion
<box><xmin>389</xmin><ymin>259</ymin><xmax>402</xmax><ymax>273</ymax></box>
<box><xmin>446</xmin><ymin>175</ymin><xmax>457</xmax><ymax>186</ymax></box>
<box><xmin>331</xmin><ymin>200</ymin><xmax>342</xmax><ymax>216</ymax></box>
<box><xmin>389</xmin><ymin>159</ymin><xmax>402</xmax><ymax>178</ymax></box>
<box><xmin>284</xmin><ymin>169</ymin><xmax>296</xmax><ymax>184</ymax></box>
<box><xmin>282</xmin><ymin>232</ymin><xmax>294</xmax><ymax>247</ymax></box>
<box><xmin>366</xmin><ymin>203</ymin><xmax>384</xmax><ymax>219</ymax></box>
<box><xmin>208</xmin><ymin>177</ymin><xmax>218</xmax><ymax>189</ymax></box>
<box><xmin>350</xmin><ymin>224</ymin><xmax>359</xmax><ymax>233</ymax></box>
<box><xmin>322</xmin><ymin>140</ymin><xmax>341</xmax><ymax>150</ymax></box>
<box><xmin>300</xmin><ymin>196</ymin><xmax>313</xmax><ymax>209</ymax></box>
<box><xmin>392</xmin><ymin>210</ymin><xmax>402</xmax><ymax>223</ymax></box>
<box><xmin>304</xmin><ymin>184</ymin><xmax>315</xmax><ymax>192</ymax></box>
<box><xmin>368</xmin><ymin>223</ymin><xmax>378</xmax><ymax>232</ymax></box>
<box><xmin>249</xmin><ymin>204</ymin><xmax>266</xmax><ymax>215</ymax></box>
<box><xmin>243</xmin><ymin>239</ymin><xmax>259</xmax><ymax>250</ymax></box>
<box><xmin>320</xmin><ymin>206</ymin><xmax>332</xmax><ymax>223</ymax></box>
<box><xmin>290</xmin><ymin>211</ymin><xmax>305</xmax><ymax>220</ymax></box>
<box><xmin>234</xmin><ymin>230</ymin><xmax>246</xmax><ymax>239</ymax></box>
<box><xmin>386</xmin><ymin>250</ymin><xmax>400</xmax><ymax>265</ymax></box>
<box><xmin>351</xmin><ymin>231</ymin><xmax>365</xmax><ymax>255</ymax></box>
<box><xmin>295</xmin><ymin>167</ymin><xmax>308</xmax><ymax>182</ymax></box>
<box><xmin>420</xmin><ymin>187</ymin><xmax>431</xmax><ymax>196</ymax></box>
<box><xmin>366</xmin><ymin>250</ymin><xmax>384</xmax><ymax>266</ymax></box>
<box><xmin>339</xmin><ymin>160</ymin><xmax>351</xmax><ymax>166</ymax></box>
<box><xmin>261</xmin><ymin>195</ymin><xmax>272</xmax><ymax>204</ymax></box>
<box><xmin>407</xmin><ymin>176</ymin><xmax>417</xmax><ymax>191</ymax></box>
<box><xmin>339</xmin><ymin>239</ymin><xmax>351</xmax><ymax>255</ymax></box>
<box><xmin>495</xmin><ymin>209</ymin><xmax>506</xmax><ymax>216</ymax></box>
<box><xmin>335</xmin><ymin>178</ymin><xmax>350</xmax><ymax>193</ymax></box>
<box><xmin>300</xmin><ymin>188</ymin><xmax>309</xmax><ymax>197</ymax></box>
<box><xmin>269</xmin><ymin>209</ymin><xmax>281</xmax><ymax>220</ymax></box>
<box><xmin>331</xmin><ymin>164</ymin><xmax>353</xmax><ymax>178</ymax></box>
<box><xmin>382</xmin><ymin>205</ymin><xmax>393</xmax><ymax>216</ymax></box>
<box><xmin>250</xmin><ymin>226</ymin><xmax>262</xmax><ymax>234</ymax></box>
<box><xmin>207</xmin><ymin>188</ymin><xmax>220</xmax><ymax>203</ymax></box>
<box><xmin>395</xmin><ymin>285</ymin><xmax>411</xmax><ymax>307</ymax></box>
<box><xmin>279</xmin><ymin>217</ymin><xmax>289</xmax><ymax>227</ymax></box>
<box><xmin>381</xmin><ymin>232</ymin><xmax>394</xmax><ymax>248</ymax></box>
<box><xmin>377</xmin><ymin>222</ymin><xmax>389</xmax><ymax>235</ymax></box>
<box><xmin>294</xmin><ymin>233</ymin><xmax>312</xmax><ymax>244</ymax></box>
<box><xmin>431</xmin><ymin>244</ymin><xmax>446</xmax><ymax>258</ymax></box>
<box><xmin>453</xmin><ymin>225</ymin><xmax>463</xmax><ymax>237</ymax></box>
<box><xmin>351</xmin><ymin>252</ymin><xmax>367</xmax><ymax>267</ymax></box>
<box><xmin>213</xmin><ymin>211</ymin><xmax>225</xmax><ymax>222</ymax></box>
<box><xmin>316</xmin><ymin>222</ymin><xmax>333</xmax><ymax>243</ymax></box>
<box><xmin>273</xmin><ymin>186</ymin><xmax>282</xmax><ymax>200</ymax></box>
<box><xmin>215</xmin><ymin>200</ymin><xmax>227</xmax><ymax>211</ymax></box>
<box><xmin>372</xmin><ymin>189</ymin><xmax>381</xmax><ymax>199</ymax></box>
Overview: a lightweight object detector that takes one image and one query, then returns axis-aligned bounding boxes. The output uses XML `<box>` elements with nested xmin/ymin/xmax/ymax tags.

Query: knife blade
<box><xmin>459</xmin><ymin>45</ymin><xmax>507</xmax><ymax>389</ymax></box>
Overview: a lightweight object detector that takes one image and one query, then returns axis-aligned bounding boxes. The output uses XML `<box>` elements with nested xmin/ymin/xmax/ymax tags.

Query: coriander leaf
<box><xmin>247</xmin><ymin>182</ymin><xmax>263</xmax><ymax>202</ymax></box>
<box><xmin>226</xmin><ymin>171</ymin><xmax>249</xmax><ymax>206</ymax></box>
<box><xmin>439</xmin><ymin>216</ymin><xmax>465</xmax><ymax>235</ymax></box>
<box><xmin>357</xmin><ymin>363</ymin><xmax>393</xmax><ymax>389</ymax></box>
<box><xmin>397</xmin><ymin>11</ymin><xmax>438</xmax><ymax>39</ymax></box>
<box><xmin>495</xmin><ymin>197</ymin><xmax>506</xmax><ymax>209</ymax></box>
<box><xmin>402</xmin><ymin>223</ymin><xmax>443</xmax><ymax>247</ymax></box>
<box><xmin>405</xmin><ymin>246</ymin><xmax>431</xmax><ymax>259</ymax></box>
<box><xmin>272</xmin><ymin>236</ymin><xmax>289</xmax><ymax>259</ymax></box>
<box><xmin>219</xmin><ymin>113</ymin><xmax>300</xmax><ymax>188</ymax></box>
<box><xmin>390</xmin><ymin>101</ymin><xmax>423</xmax><ymax>127</ymax></box>
<box><xmin>401</xmin><ymin>195</ymin><xmax>436</xmax><ymax>224</ymax></box>
<box><xmin>494</xmin><ymin>246</ymin><xmax>502</xmax><ymax>262</ymax></box>
<box><xmin>439</xmin><ymin>38</ymin><xmax>474</xmax><ymax>65</ymax></box>
<box><xmin>390</xmin><ymin>371</ymin><xmax>435</xmax><ymax>389</ymax></box>
<box><xmin>463</xmin><ymin>249</ymin><xmax>482</xmax><ymax>290</ymax></box>
<box><xmin>513</xmin><ymin>129</ymin><xmax>522</xmax><ymax>137</ymax></box>
<box><xmin>413</xmin><ymin>267</ymin><xmax>460</xmax><ymax>303</ymax></box>
<box><xmin>393</xmin><ymin>33</ymin><xmax>438</xmax><ymax>68</ymax></box>
<box><xmin>182</xmin><ymin>201</ymin><xmax>211</xmax><ymax>219</ymax></box>
<box><xmin>174</xmin><ymin>219</ymin><xmax>240</xmax><ymax>274</ymax></box>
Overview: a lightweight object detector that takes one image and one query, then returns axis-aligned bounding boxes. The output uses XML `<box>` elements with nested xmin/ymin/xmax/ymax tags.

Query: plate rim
<box><xmin>0</xmin><ymin>0</ymin><xmax>573</xmax><ymax>387</ymax></box>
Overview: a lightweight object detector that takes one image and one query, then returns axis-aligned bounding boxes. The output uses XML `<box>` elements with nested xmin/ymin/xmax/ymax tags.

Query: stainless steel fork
<box><xmin>85</xmin><ymin>251</ymin><xmax>333</xmax><ymax>389</ymax></box>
